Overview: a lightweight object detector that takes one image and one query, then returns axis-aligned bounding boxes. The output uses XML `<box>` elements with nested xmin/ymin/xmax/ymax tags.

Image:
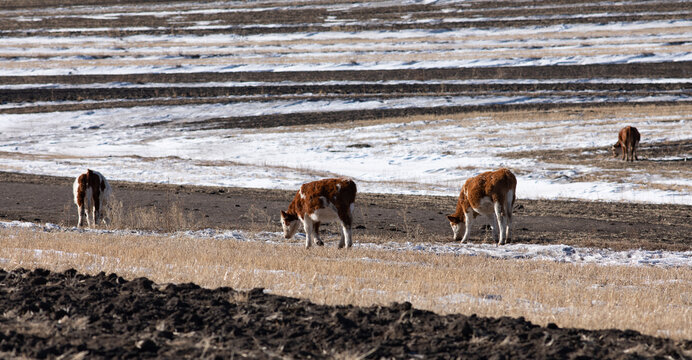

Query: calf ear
<box><xmin>281</xmin><ymin>211</ymin><xmax>297</xmax><ymax>221</ymax></box>
<box><xmin>447</xmin><ymin>215</ymin><xmax>460</xmax><ymax>224</ymax></box>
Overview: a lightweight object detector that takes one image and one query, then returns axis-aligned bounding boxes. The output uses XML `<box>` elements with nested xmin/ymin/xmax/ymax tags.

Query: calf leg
<box><xmin>338</xmin><ymin>222</ymin><xmax>346</xmax><ymax>248</ymax></box>
<box><xmin>338</xmin><ymin>208</ymin><xmax>354</xmax><ymax>248</ymax></box>
<box><xmin>344</xmin><ymin>224</ymin><xmax>353</xmax><ymax>248</ymax></box>
<box><xmin>629</xmin><ymin>142</ymin><xmax>637</xmax><ymax>161</ymax></box>
<box><xmin>338</xmin><ymin>221</ymin><xmax>353</xmax><ymax>248</ymax></box>
<box><xmin>461</xmin><ymin>211</ymin><xmax>473</xmax><ymax>243</ymax></box>
<box><xmin>77</xmin><ymin>205</ymin><xmax>86</xmax><ymax>227</ymax></box>
<box><xmin>489</xmin><ymin>215</ymin><xmax>499</xmax><ymax>243</ymax></box>
<box><xmin>313</xmin><ymin>221</ymin><xmax>324</xmax><ymax>246</ymax></box>
<box><xmin>93</xmin><ymin>195</ymin><xmax>103</xmax><ymax>225</ymax></box>
<box><xmin>494</xmin><ymin>202</ymin><xmax>506</xmax><ymax>245</ymax></box>
<box><xmin>622</xmin><ymin>144</ymin><xmax>627</xmax><ymax>160</ymax></box>
<box><xmin>505</xmin><ymin>199</ymin><xmax>513</xmax><ymax>244</ymax></box>
<box><xmin>302</xmin><ymin>218</ymin><xmax>314</xmax><ymax>248</ymax></box>
<box><xmin>87</xmin><ymin>207</ymin><xmax>95</xmax><ymax>227</ymax></box>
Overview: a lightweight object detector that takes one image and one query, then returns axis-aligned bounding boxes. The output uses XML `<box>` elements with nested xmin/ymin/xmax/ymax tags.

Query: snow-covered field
<box><xmin>1</xmin><ymin>101</ymin><xmax>690</xmax><ymax>203</ymax></box>
<box><xmin>2</xmin><ymin>20</ymin><xmax>691</xmax><ymax>76</ymax></box>
<box><xmin>0</xmin><ymin>0</ymin><xmax>690</xmax><ymax>205</ymax></box>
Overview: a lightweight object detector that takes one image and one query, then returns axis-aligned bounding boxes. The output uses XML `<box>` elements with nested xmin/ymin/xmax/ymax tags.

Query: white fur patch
<box><xmin>472</xmin><ymin>196</ymin><xmax>495</xmax><ymax>215</ymax></box>
<box><xmin>309</xmin><ymin>207</ymin><xmax>339</xmax><ymax>222</ymax></box>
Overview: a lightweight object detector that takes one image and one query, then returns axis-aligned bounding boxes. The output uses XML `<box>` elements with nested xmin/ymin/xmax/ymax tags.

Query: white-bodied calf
<box><xmin>73</xmin><ymin>169</ymin><xmax>112</xmax><ymax>227</ymax></box>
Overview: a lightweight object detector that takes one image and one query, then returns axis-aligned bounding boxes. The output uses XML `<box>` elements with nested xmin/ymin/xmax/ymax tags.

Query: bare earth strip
<box><xmin>1</xmin><ymin>171</ymin><xmax>690</xmax><ymax>252</ymax></box>
<box><xmin>2</xmin><ymin>62</ymin><xmax>688</xmax><ymax>84</ymax></box>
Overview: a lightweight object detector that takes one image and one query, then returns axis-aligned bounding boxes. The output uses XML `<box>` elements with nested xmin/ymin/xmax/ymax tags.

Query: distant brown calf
<box><xmin>447</xmin><ymin>168</ymin><xmax>517</xmax><ymax>245</ymax></box>
<box><xmin>611</xmin><ymin>126</ymin><xmax>640</xmax><ymax>161</ymax></box>
<box><xmin>280</xmin><ymin>178</ymin><xmax>357</xmax><ymax>248</ymax></box>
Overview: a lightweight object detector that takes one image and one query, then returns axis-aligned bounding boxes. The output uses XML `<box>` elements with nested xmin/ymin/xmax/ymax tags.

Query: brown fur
<box><xmin>283</xmin><ymin>178</ymin><xmax>356</xmax><ymax>224</ymax></box>
<box><xmin>611</xmin><ymin>126</ymin><xmax>640</xmax><ymax>161</ymax></box>
<box><xmin>447</xmin><ymin>168</ymin><xmax>517</xmax><ymax>244</ymax></box>
<box><xmin>76</xmin><ymin>169</ymin><xmax>103</xmax><ymax>212</ymax></box>
<box><xmin>281</xmin><ymin>178</ymin><xmax>357</xmax><ymax>248</ymax></box>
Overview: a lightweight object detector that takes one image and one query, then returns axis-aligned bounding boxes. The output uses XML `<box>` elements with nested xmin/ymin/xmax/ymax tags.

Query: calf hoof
<box><xmin>315</xmin><ymin>240</ymin><xmax>324</xmax><ymax>246</ymax></box>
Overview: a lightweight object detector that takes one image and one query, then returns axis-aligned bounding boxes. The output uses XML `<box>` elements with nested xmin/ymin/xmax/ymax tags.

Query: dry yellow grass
<box><xmin>1</xmin><ymin>226</ymin><xmax>690</xmax><ymax>340</ymax></box>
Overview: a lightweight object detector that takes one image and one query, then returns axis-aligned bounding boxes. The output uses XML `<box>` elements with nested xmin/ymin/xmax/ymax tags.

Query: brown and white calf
<box><xmin>73</xmin><ymin>169</ymin><xmax>112</xmax><ymax>227</ymax></box>
<box><xmin>447</xmin><ymin>168</ymin><xmax>517</xmax><ymax>245</ymax></box>
<box><xmin>280</xmin><ymin>178</ymin><xmax>357</xmax><ymax>248</ymax></box>
<box><xmin>611</xmin><ymin>126</ymin><xmax>640</xmax><ymax>161</ymax></box>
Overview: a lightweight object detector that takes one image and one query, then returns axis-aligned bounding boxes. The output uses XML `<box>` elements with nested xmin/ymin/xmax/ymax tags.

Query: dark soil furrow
<box><xmin>178</xmin><ymin>101</ymin><xmax>691</xmax><ymax>131</ymax></box>
<box><xmin>4</xmin><ymin>12</ymin><xmax>687</xmax><ymax>37</ymax></box>
<box><xmin>0</xmin><ymin>268</ymin><xmax>690</xmax><ymax>359</ymax></box>
<box><xmin>2</xmin><ymin>62</ymin><xmax>689</xmax><ymax>85</ymax></box>
<box><xmin>1</xmin><ymin>83</ymin><xmax>688</xmax><ymax>103</ymax></box>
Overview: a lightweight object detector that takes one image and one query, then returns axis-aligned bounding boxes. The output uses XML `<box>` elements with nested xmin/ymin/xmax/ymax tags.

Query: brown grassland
<box><xmin>1</xmin><ymin>224</ymin><xmax>690</xmax><ymax>341</ymax></box>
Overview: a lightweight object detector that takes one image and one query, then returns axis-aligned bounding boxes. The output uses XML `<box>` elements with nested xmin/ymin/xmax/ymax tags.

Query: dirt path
<box><xmin>1</xmin><ymin>171</ymin><xmax>689</xmax><ymax>252</ymax></box>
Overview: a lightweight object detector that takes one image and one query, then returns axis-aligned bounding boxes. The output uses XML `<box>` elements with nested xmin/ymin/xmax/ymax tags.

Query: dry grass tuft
<box><xmin>104</xmin><ymin>199</ymin><xmax>202</xmax><ymax>232</ymax></box>
<box><xmin>242</xmin><ymin>204</ymin><xmax>278</xmax><ymax>233</ymax></box>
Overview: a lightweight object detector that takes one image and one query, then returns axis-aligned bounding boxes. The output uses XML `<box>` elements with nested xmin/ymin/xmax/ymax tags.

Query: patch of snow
<box><xmin>1</xmin><ymin>19</ymin><xmax>690</xmax><ymax>76</ymax></box>
<box><xmin>1</xmin><ymin>78</ymin><xmax>689</xmax><ymax>90</ymax></box>
<box><xmin>0</xmin><ymin>98</ymin><xmax>690</xmax><ymax>204</ymax></box>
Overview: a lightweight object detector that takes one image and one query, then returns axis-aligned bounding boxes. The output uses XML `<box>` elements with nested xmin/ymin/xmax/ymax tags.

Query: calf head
<box><xmin>280</xmin><ymin>211</ymin><xmax>300</xmax><ymax>239</ymax></box>
<box><xmin>610</xmin><ymin>143</ymin><xmax>620</xmax><ymax>157</ymax></box>
<box><xmin>446</xmin><ymin>214</ymin><xmax>464</xmax><ymax>241</ymax></box>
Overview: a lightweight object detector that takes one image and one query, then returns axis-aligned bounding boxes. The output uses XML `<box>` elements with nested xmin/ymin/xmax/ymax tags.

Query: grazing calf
<box><xmin>447</xmin><ymin>168</ymin><xmax>517</xmax><ymax>245</ymax></box>
<box><xmin>280</xmin><ymin>178</ymin><xmax>357</xmax><ymax>248</ymax></box>
<box><xmin>73</xmin><ymin>169</ymin><xmax>112</xmax><ymax>227</ymax></box>
<box><xmin>611</xmin><ymin>126</ymin><xmax>640</xmax><ymax>161</ymax></box>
